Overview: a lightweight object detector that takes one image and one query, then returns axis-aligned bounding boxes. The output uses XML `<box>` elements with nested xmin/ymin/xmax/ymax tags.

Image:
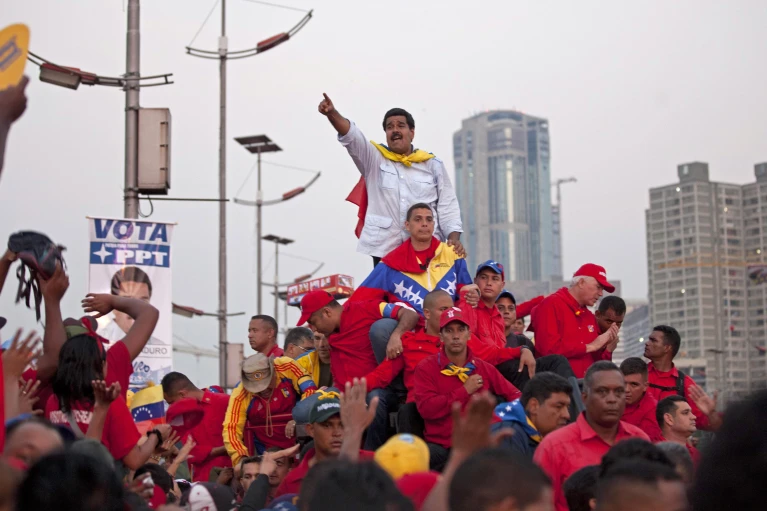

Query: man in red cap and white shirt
<box><xmin>413</xmin><ymin>306</ymin><xmax>521</xmax><ymax>471</ymax></box>
<box><xmin>529</xmin><ymin>264</ymin><xmax>620</xmax><ymax>378</ymax></box>
<box><xmin>297</xmin><ymin>290</ymin><xmax>419</xmax><ymax>450</ymax></box>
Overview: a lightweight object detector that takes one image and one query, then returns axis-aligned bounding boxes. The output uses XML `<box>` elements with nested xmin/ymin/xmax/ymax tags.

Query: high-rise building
<box><xmin>453</xmin><ymin>111</ymin><xmax>555</xmax><ymax>281</ymax></box>
<box><xmin>646</xmin><ymin>162</ymin><xmax>767</xmax><ymax>403</ymax></box>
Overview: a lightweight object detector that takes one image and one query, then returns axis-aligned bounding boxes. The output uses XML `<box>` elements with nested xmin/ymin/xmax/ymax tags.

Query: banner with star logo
<box><xmin>87</xmin><ymin>217</ymin><xmax>175</xmax><ymax>389</ymax></box>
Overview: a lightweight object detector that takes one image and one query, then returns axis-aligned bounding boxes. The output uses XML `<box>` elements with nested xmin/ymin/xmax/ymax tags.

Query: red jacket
<box><xmin>413</xmin><ymin>347</ymin><xmax>521</xmax><ymax>448</ymax></box>
<box><xmin>529</xmin><ymin>287</ymin><xmax>609</xmax><ymax>377</ymax></box>
<box><xmin>364</xmin><ymin>331</ymin><xmax>441</xmax><ymax>402</ymax></box>
<box><xmin>456</xmin><ymin>297</ymin><xmax>522</xmax><ymax>366</ymax></box>
<box><xmin>622</xmin><ymin>391</ymin><xmax>663</xmax><ymax>442</ymax></box>
<box><xmin>184</xmin><ymin>391</ymin><xmax>232</xmax><ymax>482</ymax></box>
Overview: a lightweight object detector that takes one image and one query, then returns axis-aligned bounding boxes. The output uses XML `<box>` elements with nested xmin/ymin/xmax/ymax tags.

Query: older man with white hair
<box><xmin>529</xmin><ymin>264</ymin><xmax>619</xmax><ymax>377</ymax></box>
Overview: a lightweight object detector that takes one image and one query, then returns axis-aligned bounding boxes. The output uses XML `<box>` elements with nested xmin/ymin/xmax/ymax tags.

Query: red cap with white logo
<box><xmin>573</xmin><ymin>264</ymin><xmax>615</xmax><ymax>293</ymax></box>
<box><xmin>439</xmin><ymin>307</ymin><xmax>471</xmax><ymax>330</ymax></box>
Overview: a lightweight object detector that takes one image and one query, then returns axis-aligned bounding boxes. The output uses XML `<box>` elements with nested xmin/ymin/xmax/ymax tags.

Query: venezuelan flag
<box><xmin>129</xmin><ymin>382</ymin><xmax>166</xmax><ymax>435</ymax></box>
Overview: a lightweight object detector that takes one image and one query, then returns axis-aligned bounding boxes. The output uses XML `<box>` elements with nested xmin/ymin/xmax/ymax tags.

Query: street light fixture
<box><xmin>235</xmin><ymin>134</ymin><xmax>282</xmax><ymax>315</ymax></box>
<box><xmin>262</xmin><ymin>234</ymin><xmax>294</xmax><ymax>321</ymax></box>
<box><xmin>185</xmin><ymin>1</ymin><xmax>312</xmax><ymax>388</ymax></box>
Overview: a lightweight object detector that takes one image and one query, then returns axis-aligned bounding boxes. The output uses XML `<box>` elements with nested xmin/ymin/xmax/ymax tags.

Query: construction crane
<box><xmin>553</xmin><ymin>177</ymin><xmax>577</xmax><ymax>208</ymax></box>
<box><xmin>551</xmin><ymin>178</ymin><xmax>577</xmax><ymax>278</ymax></box>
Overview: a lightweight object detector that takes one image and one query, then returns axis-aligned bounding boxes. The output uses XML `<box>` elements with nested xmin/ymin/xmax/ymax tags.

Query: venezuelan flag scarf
<box><xmin>441</xmin><ymin>362</ymin><xmax>476</xmax><ymax>383</ymax></box>
<box><xmin>345</xmin><ymin>142</ymin><xmax>435</xmax><ymax>238</ymax></box>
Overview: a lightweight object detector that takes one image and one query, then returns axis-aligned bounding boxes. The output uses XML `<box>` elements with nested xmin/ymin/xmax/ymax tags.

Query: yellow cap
<box><xmin>374</xmin><ymin>434</ymin><xmax>429</xmax><ymax>480</ymax></box>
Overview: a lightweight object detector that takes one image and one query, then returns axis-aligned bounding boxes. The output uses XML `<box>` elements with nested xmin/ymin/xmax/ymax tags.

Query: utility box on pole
<box><xmin>138</xmin><ymin>107</ymin><xmax>171</xmax><ymax>194</ymax></box>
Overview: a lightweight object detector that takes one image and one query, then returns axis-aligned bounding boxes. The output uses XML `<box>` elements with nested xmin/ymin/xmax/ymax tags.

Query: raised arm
<box><xmin>318</xmin><ymin>93</ymin><xmax>351</xmax><ymax>136</ymax></box>
<box><xmin>0</xmin><ymin>76</ymin><xmax>29</xmax><ymax>178</ymax></box>
<box><xmin>0</xmin><ymin>250</ymin><xmax>17</xmax><ymax>297</ymax></box>
<box><xmin>36</xmin><ymin>264</ymin><xmax>69</xmax><ymax>382</ymax></box>
<box><xmin>82</xmin><ymin>294</ymin><xmax>159</xmax><ymax>360</ymax></box>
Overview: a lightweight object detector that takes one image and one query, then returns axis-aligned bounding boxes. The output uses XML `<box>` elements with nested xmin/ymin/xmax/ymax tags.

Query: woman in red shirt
<box><xmin>45</xmin><ymin>333</ymin><xmax>169</xmax><ymax>469</ymax></box>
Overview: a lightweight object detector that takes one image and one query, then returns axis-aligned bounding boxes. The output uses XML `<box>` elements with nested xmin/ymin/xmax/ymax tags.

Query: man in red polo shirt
<box><xmin>248</xmin><ymin>315</ymin><xmax>284</xmax><ymax>358</ymax></box>
<box><xmin>460</xmin><ymin>261</ymin><xmax>576</xmax><ymax>390</ymax></box>
<box><xmin>162</xmin><ymin>371</ymin><xmax>232</xmax><ymax>482</ymax></box>
<box><xmin>644</xmin><ymin>325</ymin><xmax>722</xmax><ymax>432</ymax></box>
<box><xmin>529</xmin><ymin>263</ymin><xmax>619</xmax><ymax>378</ymax></box>
<box><xmin>656</xmin><ymin>395</ymin><xmax>702</xmax><ymax>468</ymax></box>
<box><xmin>534</xmin><ymin>361</ymin><xmax>649</xmax><ymax>511</ymax></box>
<box><xmin>619</xmin><ymin>357</ymin><xmax>662</xmax><ymax>442</ymax></box>
<box><xmin>298</xmin><ymin>290</ymin><xmax>419</xmax><ymax>450</ymax></box>
<box><xmin>413</xmin><ymin>306</ymin><xmax>521</xmax><ymax>471</ymax></box>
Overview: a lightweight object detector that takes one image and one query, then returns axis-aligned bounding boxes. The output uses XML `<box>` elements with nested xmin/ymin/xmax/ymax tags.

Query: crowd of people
<box><xmin>0</xmin><ymin>80</ymin><xmax>764</xmax><ymax>511</ymax></box>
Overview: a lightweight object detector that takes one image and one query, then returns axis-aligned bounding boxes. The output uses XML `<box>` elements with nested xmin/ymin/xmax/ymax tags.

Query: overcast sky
<box><xmin>3</xmin><ymin>1</ymin><xmax>766</xmax><ymax>385</ymax></box>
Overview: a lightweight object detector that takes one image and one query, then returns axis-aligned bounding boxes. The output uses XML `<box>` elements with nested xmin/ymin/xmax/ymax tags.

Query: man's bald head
<box><xmin>424</xmin><ymin>289</ymin><xmax>451</xmax><ymax>310</ymax></box>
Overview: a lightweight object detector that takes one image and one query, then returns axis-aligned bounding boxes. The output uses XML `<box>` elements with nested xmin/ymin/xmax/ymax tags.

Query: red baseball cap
<box><xmin>573</xmin><ymin>263</ymin><xmax>615</xmax><ymax>293</ymax></box>
<box><xmin>297</xmin><ymin>290</ymin><xmax>334</xmax><ymax>326</ymax></box>
<box><xmin>439</xmin><ymin>307</ymin><xmax>471</xmax><ymax>330</ymax></box>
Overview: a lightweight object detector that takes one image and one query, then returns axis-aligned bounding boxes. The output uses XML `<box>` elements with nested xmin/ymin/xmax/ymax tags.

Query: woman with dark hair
<box><xmin>44</xmin><ymin>333</ymin><xmax>171</xmax><ymax>469</ymax></box>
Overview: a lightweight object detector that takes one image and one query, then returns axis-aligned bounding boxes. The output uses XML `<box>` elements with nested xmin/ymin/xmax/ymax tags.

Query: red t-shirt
<box><xmin>364</xmin><ymin>331</ymin><xmax>441</xmax><ymax>402</ymax></box>
<box><xmin>185</xmin><ymin>391</ymin><xmax>232</xmax><ymax>482</ymax></box>
<box><xmin>646</xmin><ymin>363</ymin><xmax>715</xmax><ymax>431</ymax></box>
<box><xmin>105</xmin><ymin>341</ymin><xmax>133</xmax><ymax>399</ymax></box>
<box><xmin>45</xmin><ymin>394</ymin><xmax>140</xmax><ymax>461</ymax></box>
<box><xmin>274</xmin><ymin>448</ymin><xmax>375</xmax><ymax>497</ymax></box>
<box><xmin>328</xmin><ymin>300</ymin><xmax>402</xmax><ymax>386</ymax></box>
<box><xmin>622</xmin><ymin>391</ymin><xmax>663</xmax><ymax>442</ymax></box>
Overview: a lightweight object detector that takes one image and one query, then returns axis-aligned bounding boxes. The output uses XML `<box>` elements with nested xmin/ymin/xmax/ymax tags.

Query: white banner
<box><xmin>87</xmin><ymin>217</ymin><xmax>175</xmax><ymax>389</ymax></box>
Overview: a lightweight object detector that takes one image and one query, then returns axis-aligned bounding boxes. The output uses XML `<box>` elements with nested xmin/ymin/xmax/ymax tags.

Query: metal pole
<box><xmin>124</xmin><ymin>0</ymin><xmax>140</xmax><ymax>219</ymax></box>
<box><xmin>217</xmin><ymin>0</ymin><xmax>228</xmax><ymax>388</ymax></box>
<box><xmin>257</xmin><ymin>150</ymin><xmax>263</xmax><ymax>314</ymax></box>
<box><xmin>274</xmin><ymin>242</ymin><xmax>279</xmax><ymax>320</ymax></box>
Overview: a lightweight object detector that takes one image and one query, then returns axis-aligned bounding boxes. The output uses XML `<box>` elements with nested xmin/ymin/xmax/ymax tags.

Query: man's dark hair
<box><xmin>596</xmin><ymin>459</ymin><xmax>681</xmax><ymax>511</ymax></box>
<box><xmin>382</xmin><ymin>108</ymin><xmax>415</xmax><ymax>131</ymax></box>
<box><xmin>598</xmin><ymin>295</ymin><xmax>626</xmax><ymax>316</ymax></box>
<box><xmin>250</xmin><ymin>315</ymin><xmax>278</xmax><ymax>336</ymax></box>
<box><xmin>406</xmin><ymin>202</ymin><xmax>432</xmax><ymax>221</ymax></box>
<box><xmin>599</xmin><ymin>438</ymin><xmax>674</xmax><ymax>478</ymax></box>
<box><xmin>240</xmin><ymin>455</ymin><xmax>262</xmax><ymax>471</ymax></box>
<box><xmin>299</xmin><ymin>459</ymin><xmax>413</xmax><ymax>511</ymax></box>
<box><xmin>15</xmin><ymin>452</ymin><xmax>125</xmax><ymax>511</ymax></box>
<box><xmin>110</xmin><ymin>266</ymin><xmax>152</xmax><ymax>297</ymax></box>
<box><xmin>652</xmin><ymin>325</ymin><xmax>681</xmax><ymax>357</ymax></box>
<box><xmin>656</xmin><ymin>395</ymin><xmax>687</xmax><ymax>428</ymax></box>
<box><xmin>161</xmin><ymin>371</ymin><xmax>198</xmax><ymax>396</ymax></box>
<box><xmin>449</xmin><ymin>448</ymin><xmax>550</xmax><ymax>511</ymax></box>
<box><xmin>583</xmin><ymin>361</ymin><xmax>621</xmax><ymax>393</ymax></box>
<box><xmin>135</xmin><ymin>464</ymin><xmax>174</xmax><ymax>495</ymax></box>
<box><xmin>285</xmin><ymin>327</ymin><xmax>314</xmax><ymax>349</ymax></box>
<box><xmin>619</xmin><ymin>357</ymin><xmax>648</xmax><ymax>377</ymax></box>
<box><xmin>521</xmin><ymin>372</ymin><xmax>573</xmax><ymax>408</ymax></box>
<box><xmin>52</xmin><ymin>334</ymin><xmax>105</xmax><ymax>412</ymax></box>
<box><xmin>563</xmin><ymin>465</ymin><xmax>599</xmax><ymax>511</ymax></box>
<box><xmin>692</xmin><ymin>390</ymin><xmax>767</xmax><ymax>511</ymax></box>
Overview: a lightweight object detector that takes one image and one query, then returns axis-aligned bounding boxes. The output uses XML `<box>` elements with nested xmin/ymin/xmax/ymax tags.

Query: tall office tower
<box><xmin>453</xmin><ymin>111</ymin><xmax>555</xmax><ymax>281</ymax></box>
<box><xmin>646</xmin><ymin>162</ymin><xmax>767</xmax><ymax>403</ymax></box>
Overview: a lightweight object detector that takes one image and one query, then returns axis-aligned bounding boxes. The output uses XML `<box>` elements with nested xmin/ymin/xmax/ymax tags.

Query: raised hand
<box><xmin>92</xmin><ymin>380</ymin><xmax>121</xmax><ymax>408</ymax></box>
<box><xmin>18</xmin><ymin>378</ymin><xmax>43</xmax><ymax>416</ymax></box>
<box><xmin>318</xmin><ymin>93</ymin><xmax>335</xmax><ymax>116</ymax></box>
<box><xmin>81</xmin><ymin>293</ymin><xmax>115</xmax><ymax>318</ymax></box>
<box><xmin>38</xmin><ymin>262</ymin><xmax>69</xmax><ymax>301</ymax></box>
<box><xmin>341</xmin><ymin>378</ymin><xmax>378</xmax><ymax>433</ymax></box>
<box><xmin>2</xmin><ymin>330</ymin><xmax>39</xmax><ymax>378</ymax></box>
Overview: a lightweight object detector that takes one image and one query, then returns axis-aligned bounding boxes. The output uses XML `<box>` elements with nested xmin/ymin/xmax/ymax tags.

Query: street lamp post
<box><xmin>262</xmin><ymin>234</ymin><xmax>294</xmax><ymax>321</ymax></box>
<box><xmin>235</xmin><ymin>135</ymin><xmax>282</xmax><ymax>314</ymax></box>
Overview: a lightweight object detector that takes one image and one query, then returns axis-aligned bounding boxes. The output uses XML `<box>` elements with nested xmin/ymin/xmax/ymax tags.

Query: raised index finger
<box><xmin>323</xmin><ymin>93</ymin><xmax>330</xmax><ymax>101</ymax></box>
